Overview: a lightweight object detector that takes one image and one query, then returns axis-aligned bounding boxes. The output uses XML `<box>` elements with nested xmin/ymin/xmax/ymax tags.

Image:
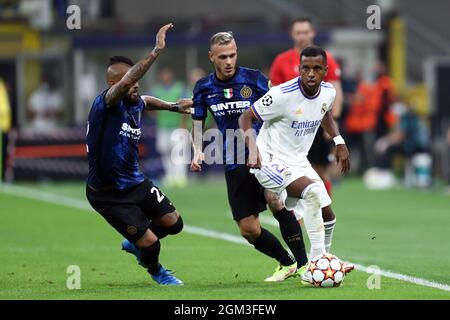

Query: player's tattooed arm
<box><xmin>239</xmin><ymin>109</ymin><xmax>261</xmax><ymax>169</ymax></box>
<box><xmin>105</xmin><ymin>23</ymin><xmax>174</xmax><ymax>107</ymax></box>
<box><xmin>190</xmin><ymin>119</ymin><xmax>205</xmax><ymax>172</ymax></box>
<box><xmin>142</xmin><ymin>96</ymin><xmax>192</xmax><ymax>114</ymax></box>
<box><xmin>321</xmin><ymin>111</ymin><xmax>350</xmax><ymax>174</ymax></box>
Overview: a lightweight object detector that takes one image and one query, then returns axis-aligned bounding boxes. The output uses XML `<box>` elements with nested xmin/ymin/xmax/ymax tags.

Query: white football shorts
<box><xmin>251</xmin><ymin>158</ymin><xmax>331</xmax><ymax>220</ymax></box>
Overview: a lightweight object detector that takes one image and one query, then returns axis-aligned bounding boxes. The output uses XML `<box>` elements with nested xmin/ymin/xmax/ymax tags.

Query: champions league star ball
<box><xmin>305</xmin><ymin>253</ymin><xmax>345</xmax><ymax>288</ymax></box>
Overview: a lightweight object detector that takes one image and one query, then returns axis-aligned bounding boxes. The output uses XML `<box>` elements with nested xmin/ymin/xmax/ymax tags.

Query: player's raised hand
<box><xmin>176</xmin><ymin>99</ymin><xmax>193</xmax><ymax>114</ymax></box>
<box><xmin>335</xmin><ymin>144</ymin><xmax>350</xmax><ymax>174</ymax></box>
<box><xmin>154</xmin><ymin>23</ymin><xmax>174</xmax><ymax>52</ymax></box>
<box><xmin>191</xmin><ymin>151</ymin><xmax>205</xmax><ymax>172</ymax></box>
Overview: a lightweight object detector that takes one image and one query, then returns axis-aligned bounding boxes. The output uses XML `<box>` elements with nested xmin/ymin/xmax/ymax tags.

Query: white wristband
<box><xmin>333</xmin><ymin>135</ymin><xmax>345</xmax><ymax>145</ymax></box>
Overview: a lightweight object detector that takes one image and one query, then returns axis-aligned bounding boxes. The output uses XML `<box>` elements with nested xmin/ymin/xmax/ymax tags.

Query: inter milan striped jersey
<box><xmin>192</xmin><ymin>67</ymin><xmax>269</xmax><ymax>171</ymax></box>
<box><xmin>86</xmin><ymin>90</ymin><xmax>145</xmax><ymax>190</ymax></box>
<box><xmin>251</xmin><ymin>77</ymin><xmax>336</xmax><ymax>167</ymax></box>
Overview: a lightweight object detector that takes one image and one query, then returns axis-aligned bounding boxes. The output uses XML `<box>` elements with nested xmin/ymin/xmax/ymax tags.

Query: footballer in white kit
<box><xmin>250</xmin><ymin>76</ymin><xmax>335</xmax><ymax>214</ymax></box>
<box><xmin>239</xmin><ymin>45</ymin><xmax>350</xmax><ymax>261</ymax></box>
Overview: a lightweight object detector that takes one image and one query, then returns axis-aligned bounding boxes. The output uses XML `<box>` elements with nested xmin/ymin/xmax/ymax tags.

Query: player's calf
<box><xmin>135</xmin><ymin>228</ymin><xmax>158</xmax><ymax>248</ymax></box>
<box><xmin>287</xmin><ymin>181</ymin><xmax>327</xmax><ymax>259</ymax></box>
<box><xmin>237</xmin><ymin>216</ymin><xmax>295</xmax><ymax>268</ymax></box>
<box><xmin>265</xmin><ymin>190</ymin><xmax>308</xmax><ymax>267</ymax></box>
<box><xmin>237</xmin><ymin>216</ymin><xmax>262</xmax><ymax>242</ymax></box>
<box><xmin>322</xmin><ymin>206</ymin><xmax>336</xmax><ymax>252</ymax></box>
<box><xmin>133</xmin><ymin>229</ymin><xmax>161</xmax><ymax>273</ymax></box>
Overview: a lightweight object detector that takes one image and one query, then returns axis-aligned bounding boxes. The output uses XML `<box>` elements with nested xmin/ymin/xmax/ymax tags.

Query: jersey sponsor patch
<box><xmin>210</xmin><ymin>101</ymin><xmax>251</xmax><ymax>112</ymax></box>
<box><xmin>120</xmin><ymin>122</ymin><xmax>141</xmax><ymax>140</ymax></box>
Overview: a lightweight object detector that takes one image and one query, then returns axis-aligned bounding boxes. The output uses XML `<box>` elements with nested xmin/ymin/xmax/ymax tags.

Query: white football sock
<box><xmin>324</xmin><ymin>218</ymin><xmax>336</xmax><ymax>253</ymax></box>
<box><xmin>301</xmin><ymin>183</ymin><xmax>326</xmax><ymax>259</ymax></box>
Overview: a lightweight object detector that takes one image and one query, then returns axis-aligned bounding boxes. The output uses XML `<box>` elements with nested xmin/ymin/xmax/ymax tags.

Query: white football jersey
<box><xmin>251</xmin><ymin>77</ymin><xmax>336</xmax><ymax>167</ymax></box>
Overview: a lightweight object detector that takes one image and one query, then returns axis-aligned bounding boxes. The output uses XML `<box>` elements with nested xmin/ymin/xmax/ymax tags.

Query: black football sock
<box><xmin>273</xmin><ymin>208</ymin><xmax>308</xmax><ymax>266</ymax></box>
<box><xmin>249</xmin><ymin>228</ymin><xmax>295</xmax><ymax>266</ymax></box>
<box><xmin>139</xmin><ymin>240</ymin><xmax>161</xmax><ymax>275</ymax></box>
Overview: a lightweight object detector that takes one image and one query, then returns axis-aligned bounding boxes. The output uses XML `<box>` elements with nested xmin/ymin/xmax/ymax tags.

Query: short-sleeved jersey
<box><xmin>270</xmin><ymin>49</ymin><xmax>341</xmax><ymax>86</ymax></box>
<box><xmin>192</xmin><ymin>67</ymin><xmax>269</xmax><ymax>171</ymax></box>
<box><xmin>251</xmin><ymin>77</ymin><xmax>336</xmax><ymax>167</ymax></box>
<box><xmin>86</xmin><ymin>90</ymin><xmax>145</xmax><ymax>190</ymax></box>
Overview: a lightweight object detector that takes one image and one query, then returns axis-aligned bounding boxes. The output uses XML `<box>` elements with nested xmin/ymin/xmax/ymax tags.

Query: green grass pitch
<box><xmin>0</xmin><ymin>177</ymin><xmax>449</xmax><ymax>300</ymax></box>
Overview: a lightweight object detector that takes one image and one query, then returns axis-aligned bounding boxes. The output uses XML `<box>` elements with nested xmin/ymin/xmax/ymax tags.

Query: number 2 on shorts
<box><xmin>150</xmin><ymin>187</ymin><xmax>165</xmax><ymax>203</ymax></box>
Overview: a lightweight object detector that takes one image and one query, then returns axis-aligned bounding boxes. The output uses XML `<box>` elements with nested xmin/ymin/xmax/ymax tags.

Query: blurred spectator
<box><xmin>141</xmin><ymin>113</ymin><xmax>165</xmax><ymax>186</ymax></box>
<box><xmin>0</xmin><ymin>77</ymin><xmax>11</xmax><ymax>182</ymax></box>
<box><xmin>19</xmin><ymin>0</ymin><xmax>53</xmax><ymax>30</ymax></box>
<box><xmin>373</xmin><ymin>62</ymin><xmax>397</xmax><ymax>139</ymax></box>
<box><xmin>344</xmin><ymin>72</ymin><xmax>378</xmax><ymax>173</ymax></box>
<box><xmin>183</xmin><ymin>67</ymin><xmax>206</xmax><ymax>130</ymax></box>
<box><xmin>344</xmin><ymin>62</ymin><xmax>398</xmax><ymax>173</ymax></box>
<box><xmin>0</xmin><ymin>77</ymin><xmax>11</xmax><ymax>133</ymax></box>
<box><xmin>364</xmin><ymin>97</ymin><xmax>431</xmax><ymax>189</ymax></box>
<box><xmin>27</xmin><ymin>75</ymin><xmax>63</xmax><ymax>132</ymax></box>
<box><xmin>151</xmin><ymin>67</ymin><xmax>188</xmax><ymax>187</ymax></box>
<box><xmin>186</xmin><ymin>67</ymin><xmax>206</xmax><ymax>96</ymax></box>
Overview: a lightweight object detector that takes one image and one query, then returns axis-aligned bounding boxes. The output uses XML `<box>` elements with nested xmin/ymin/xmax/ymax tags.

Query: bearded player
<box><xmin>86</xmin><ymin>24</ymin><xmax>192</xmax><ymax>286</ymax></box>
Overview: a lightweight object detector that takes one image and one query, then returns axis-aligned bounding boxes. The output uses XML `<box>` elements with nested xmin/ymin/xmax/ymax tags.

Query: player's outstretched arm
<box><xmin>105</xmin><ymin>23</ymin><xmax>174</xmax><ymax>107</ymax></box>
<box><xmin>321</xmin><ymin>111</ymin><xmax>350</xmax><ymax>174</ymax></box>
<box><xmin>142</xmin><ymin>96</ymin><xmax>192</xmax><ymax>114</ymax></box>
<box><xmin>238</xmin><ymin>109</ymin><xmax>261</xmax><ymax>169</ymax></box>
<box><xmin>191</xmin><ymin>119</ymin><xmax>205</xmax><ymax>172</ymax></box>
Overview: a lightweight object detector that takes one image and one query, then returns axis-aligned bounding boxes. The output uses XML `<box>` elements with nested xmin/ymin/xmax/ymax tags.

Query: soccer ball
<box><xmin>305</xmin><ymin>253</ymin><xmax>345</xmax><ymax>288</ymax></box>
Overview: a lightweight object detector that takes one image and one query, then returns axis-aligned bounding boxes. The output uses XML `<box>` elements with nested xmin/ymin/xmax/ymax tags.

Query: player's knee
<box><xmin>239</xmin><ymin>224</ymin><xmax>261</xmax><ymax>242</ymax></box>
<box><xmin>165</xmin><ymin>216</ymin><xmax>184</xmax><ymax>235</ymax></box>
<box><xmin>322</xmin><ymin>206</ymin><xmax>335</xmax><ymax>222</ymax></box>
<box><xmin>302</xmin><ymin>183</ymin><xmax>324</xmax><ymax>206</ymax></box>
<box><xmin>265</xmin><ymin>192</ymin><xmax>284</xmax><ymax>213</ymax></box>
<box><xmin>158</xmin><ymin>210</ymin><xmax>180</xmax><ymax>226</ymax></box>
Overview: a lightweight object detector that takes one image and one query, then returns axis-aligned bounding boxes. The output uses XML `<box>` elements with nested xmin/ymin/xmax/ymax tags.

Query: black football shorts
<box><xmin>224</xmin><ymin>165</ymin><xmax>267</xmax><ymax>221</ymax></box>
<box><xmin>86</xmin><ymin>179</ymin><xmax>176</xmax><ymax>242</ymax></box>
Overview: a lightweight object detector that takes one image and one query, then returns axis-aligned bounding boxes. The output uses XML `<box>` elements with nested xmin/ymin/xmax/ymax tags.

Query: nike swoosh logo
<box><xmin>207</xmin><ymin>94</ymin><xmax>218</xmax><ymax>98</ymax></box>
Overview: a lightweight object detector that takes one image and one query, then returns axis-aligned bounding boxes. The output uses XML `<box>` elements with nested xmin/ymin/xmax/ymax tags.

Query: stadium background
<box><xmin>0</xmin><ymin>0</ymin><xmax>449</xmax><ymax>300</ymax></box>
